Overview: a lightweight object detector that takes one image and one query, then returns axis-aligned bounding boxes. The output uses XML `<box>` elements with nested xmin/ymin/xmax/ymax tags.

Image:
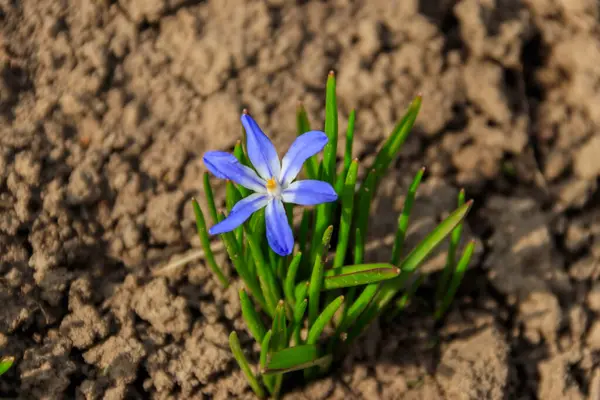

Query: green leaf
<box><xmin>229</xmin><ymin>331</ymin><xmax>265</xmax><ymax>399</ymax></box>
<box><xmin>354</xmin><ymin>228</ymin><xmax>364</xmax><ymax>264</ymax></box>
<box><xmin>396</xmin><ymin>274</ymin><xmax>424</xmax><ymax>311</ymax></box>
<box><xmin>264</xmin><ymin>344</ymin><xmax>319</xmax><ymax>374</ymax></box>
<box><xmin>307</xmin><ymin>295</ymin><xmax>345</xmax><ymax>345</ymax></box>
<box><xmin>244</xmin><ymin>224</ymin><xmax>281</xmax><ymax>315</ymax></box>
<box><xmin>292</xmin><ymin>298</ymin><xmax>308</xmax><ymax>346</ymax></box>
<box><xmin>308</xmin><ymin>226</ymin><xmax>333</xmax><ymax>328</ymax></box>
<box><xmin>202</xmin><ymin>172</ymin><xmax>219</xmax><ymax>225</ymax></box>
<box><xmin>284</xmin><ymin>253</ymin><xmax>302</xmax><ymax>307</ymax></box>
<box><xmin>191</xmin><ymin>199</ymin><xmax>228</xmax><ymax>287</ymax></box>
<box><xmin>308</xmin><ymin>72</ymin><xmax>338</xmax><ymax>266</ymax></box>
<box><xmin>298</xmin><ymin>209</ymin><xmax>311</xmax><ymax>269</ymax></box>
<box><xmin>297</xmin><ymin>103</ymin><xmax>318</xmax><ymax>179</ymax></box>
<box><xmin>239</xmin><ymin>289</ymin><xmax>267</xmax><ymax>343</ymax></box>
<box><xmin>271</xmin><ymin>301</ymin><xmax>288</xmax><ymax>351</ymax></box>
<box><xmin>225</xmin><ymin>180</ymin><xmax>241</xmax><ymax>212</ymax></box>
<box><xmin>333</xmin><ymin>159</ymin><xmax>359</xmax><ymax>268</ymax></box>
<box><xmin>347</xmin><ymin>200</ymin><xmax>474</xmax><ymax>342</ymax></box>
<box><xmin>388</xmin><ymin>274</ymin><xmax>425</xmax><ymax>320</ymax></box>
<box><xmin>369</xmin><ymin>95</ymin><xmax>422</xmax><ymax>188</ymax></box>
<box><xmin>295</xmin><ymin>281</ymin><xmax>309</xmax><ymax>304</ymax></box>
<box><xmin>322</xmin><ymin>71</ymin><xmax>338</xmax><ymax>185</ymax></box>
<box><xmin>264</xmin><ymin>352</ymin><xmax>333</xmax><ymax>376</ymax></box>
<box><xmin>218</xmin><ymin>213</ymin><xmax>267</xmax><ymax>312</ymax></box>
<box><xmin>399</xmin><ymin>200</ymin><xmax>473</xmax><ymax>273</ymax></box>
<box><xmin>354</xmin><ymin>170</ymin><xmax>377</xmax><ymax>260</ymax></box>
<box><xmin>435</xmin><ymin>240</ymin><xmax>475</xmax><ymax>320</ymax></box>
<box><xmin>435</xmin><ymin>189</ymin><xmax>466</xmax><ymax>304</ymax></box>
<box><xmin>343</xmin><ymin>109</ymin><xmax>356</xmax><ymax>181</ymax></box>
<box><xmin>390</xmin><ymin>167</ymin><xmax>425</xmax><ymax>266</ymax></box>
<box><xmin>323</xmin><ymin>264</ymin><xmax>400</xmax><ymax>290</ymax></box>
<box><xmin>226</xmin><ymin>181</ymin><xmax>244</xmax><ymax>246</ymax></box>
<box><xmin>259</xmin><ymin>331</ymin><xmax>275</xmax><ymax>393</ymax></box>
<box><xmin>336</xmin><ymin>283</ymin><xmax>378</xmax><ymax>335</ymax></box>
<box><xmin>0</xmin><ymin>356</ymin><xmax>14</xmax><ymax>376</ymax></box>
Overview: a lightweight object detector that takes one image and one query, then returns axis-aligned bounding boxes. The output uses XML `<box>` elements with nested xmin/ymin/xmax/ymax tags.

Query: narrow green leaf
<box><xmin>247</xmin><ymin>209</ymin><xmax>265</xmax><ymax>258</ymax></box>
<box><xmin>298</xmin><ymin>208</ymin><xmax>311</xmax><ymax>256</ymax></box>
<box><xmin>322</xmin><ymin>71</ymin><xmax>338</xmax><ymax>185</ymax></box>
<box><xmin>202</xmin><ymin>172</ymin><xmax>219</xmax><ymax>224</ymax></box>
<box><xmin>268</xmin><ymin>250</ymin><xmax>277</xmax><ymax>275</ymax></box>
<box><xmin>334</xmin><ymin>109</ymin><xmax>357</xmax><ymax>195</ymax></box>
<box><xmin>239</xmin><ymin>289</ymin><xmax>267</xmax><ymax>343</ymax></box>
<box><xmin>297</xmin><ymin>103</ymin><xmax>318</xmax><ymax>179</ymax></box>
<box><xmin>392</xmin><ymin>274</ymin><xmax>424</xmax><ymax>318</ymax></box>
<box><xmin>0</xmin><ymin>356</ymin><xmax>14</xmax><ymax>376</ymax></box>
<box><xmin>323</xmin><ymin>264</ymin><xmax>400</xmax><ymax>290</ymax></box>
<box><xmin>244</xmin><ymin>225</ymin><xmax>281</xmax><ymax>315</ymax></box>
<box><xmin>295</xmin><ymin>281</ymin><xmax>309</xmax><ymax>303</ymax></box>
<box><xmin>264</xmin><ymin>345</ymin><xmax>319</xmax><ymax>373</ymax></box>
<box><xmin>284</xmin><ymin>253</ymin><xmax>302</xmax><ymax>307</ymax></box>
<box><xmin>369</xmin><ymin>95</ymin><xmax>422</xmax><ymax>188</ymax></box>
<box><xmin>307</xmin><ymin>295</ymin><xmax>344</xmax><ymax>345</ymax></box>
<box><xmin>333</xmin><ymin>160</ymin><xmax>359</xmax><ymax>268</ymax></box>
<box><xmin>343</xmin><ymin>109</ymin><xmax>356</xmax><ymax>180</ymax></box>
<box><xmin>264</xmin><ymin>353</ymin><xmax>333</xmax><ymax>376</ymax></box>
<box><xmin>308</xmin><ymin>72</ymin><xmax>338</xmax><ymax>265</ymax></box>
<box><xmin>308</xmin><ymin>226</ymin><xmax>333</xmax><ymax>328</ymax></box>
<box><xmin>218</xmin><ymin>213</ymin><xmax>267</xmax><ymax>312</ymax></box>
<box><xmin>271</xmin><ymin>301</ymin><xmax>288</xmax><ymax>351</ymax></box>
<box><xmin>292</xmin><ymin>298</ymin><xmax>308</xmax><ymax>345</ymax></box>
<box><xmin>345</xmin><ymin>270</ymin><xmax>411</xmax><ymax>343</ymax></box>
<box><xmin>273</xmin><ymin>374</ymin><xmax>284</xmax><ymax>399</ymax></box>
<box><xmin>225</xmin><ymin>180</ymin><xmax>241</xmax><ymax>212</ymax></box>
<box><xmin>336</xmin><ymin>283</ymin><xmax>378</xmax><ymax>335</ymax></box>
<box><xmin>259</xmin><ymin>331</ymin><xmax>275</xmax><ymax>394</ymax></box>
<box><xmin>229</xmin><ymin>331</ymin><xmax>265</xmax><ymax>399</ymax></box>
<box><xmin>347</xmin><ymin>200</ymin><xmax>474</xmax><ymax>342</ymax></box>
<box><xmin>354</xmin><ymin>228</ymin><xmax>364</xmax><ymax>264</ymax></box>
<box><xmin>191</xmin><ymin>199</ymin><xmax>228</xmax><ymax>287</ymax></box>
<box><xmin>435</xmin><ymin>240</ymin><xmax>475</xmax><ymax>320</ymax></box>
<box><xmin>391</xmin><ymin>167</ymin><xmax>425</xmax><ymax>266</ymax></box>
<box><xmin>292</xmin><ymin>280</ymin><xmax>308</xmax><ymax>343</ymax></box>
<box><xmin>436</xmin><ymin>189</ymin><xmax>466</xmax><ymax>303</ymax></box>
<box><xmin>400</xmin><ymin>200</ymin><xmax>473</xmax><ymax>273</ymax></box>
<box><xmin>293</xmin><ymin>297</ymin><xmax>308</xmax><ymax>323</ymax></box>
<box><xmin>354</xmin><ymin>171</ymin><xmax>377</xmax><ymax>260</ymax></box>
<box><xmin>226</xmin><ymin>181</ymin><xmax>244</xmax><ymax>246</ymax></box>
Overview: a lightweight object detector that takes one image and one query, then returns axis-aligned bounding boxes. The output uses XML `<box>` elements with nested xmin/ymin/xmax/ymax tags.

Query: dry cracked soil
<box><xmin>1</xmin><ymin>0</ymin><xmax>600</xmax><ymax>399</ymax></box>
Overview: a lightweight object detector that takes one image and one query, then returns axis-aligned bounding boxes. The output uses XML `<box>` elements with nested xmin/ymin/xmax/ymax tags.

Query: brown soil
<box><xmin>1</xmin><ymin>0</ymin><xmax>600</xmax><ymax>399</ymax></box>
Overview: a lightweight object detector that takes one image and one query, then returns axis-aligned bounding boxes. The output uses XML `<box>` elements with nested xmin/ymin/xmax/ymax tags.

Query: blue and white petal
<box><xmin>241</xmin><ymin>114</ymin><xmax>281</xmax><ymax>181</ymax></box>
<box><xmin>209</xmin><ymin>193</ymin><xmax>269</xmax><ymax>235</ymax></box>
<box><xmin>203</xmin><ymin>151</ymin><xmax>267</xmax><ymax>193</ymax></box>
<box><xmin>279</xmin><ymin>131</ymin><xmax>328</xmax><ymax>186</ymax></box>
<box><xmin>265</xmin><ymin>199</ymin><xmax>294</xmax><ymax>256</ymax></box>
<box><xmin>281</xmin><ymin>180</ymin><xmax>338</xmax><ymax>206</ymax></box>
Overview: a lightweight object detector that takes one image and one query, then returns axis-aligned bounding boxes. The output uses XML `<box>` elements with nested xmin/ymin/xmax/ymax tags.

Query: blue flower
<box><xmin>203</xmin><ymin>111</ymin><xmax>338</xmax><ymax>256</ymax></box>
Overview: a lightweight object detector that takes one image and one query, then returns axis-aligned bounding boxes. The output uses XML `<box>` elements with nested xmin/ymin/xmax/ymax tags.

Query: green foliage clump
<box><xmin>193</xmin><ymin>73</ymin><xmax>474</xmax><ymax>398</ymax></box>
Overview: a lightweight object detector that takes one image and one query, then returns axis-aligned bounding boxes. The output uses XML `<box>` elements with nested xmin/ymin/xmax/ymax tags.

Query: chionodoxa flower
<box><xmin>203</xmin><ymin>111</ymin><xmax>338</xmax><ymax>256</ymax></box>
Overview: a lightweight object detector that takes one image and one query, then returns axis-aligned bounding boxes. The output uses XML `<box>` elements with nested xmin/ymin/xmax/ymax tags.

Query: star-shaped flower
<box><xmin>203</xmin><ymin>111</ymin><xmax>338</xmax><ymax>256</ymax></box>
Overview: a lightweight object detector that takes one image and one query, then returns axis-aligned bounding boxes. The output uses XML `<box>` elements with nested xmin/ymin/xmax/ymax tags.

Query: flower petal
<box><xmin>241</xmin><ymin>114</ymin><xmax>281</xmax><ymax>180</ymax></box>
<box><xmin>203</xmin><ymin>151</ymin><xmax>266</xmax><ymax>193</ymax></box>
<box><xmin>209</xmin><ymin>193</ymin><xmax>269</xmax><ymax>235</ymax></box>
<box><xmin>279</xmin><ymin>131</ymin><xmax>328</xmax><ymax>186</ymax></box>
<box><xmin>281</xmin><ymin>180</ymin><xmax>338</xmax><ymax>205</ymax></box>
<box><xmin>265</xmin><ymin>199</ymin><xmax>294</xmax><ymax>256</ymax></box>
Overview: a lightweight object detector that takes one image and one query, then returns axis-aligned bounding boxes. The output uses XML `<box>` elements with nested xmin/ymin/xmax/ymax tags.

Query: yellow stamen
<box><xmin>266</xmin><ymin>178</ymin><xmax>277</xmax><ymax>191</ymax></box>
